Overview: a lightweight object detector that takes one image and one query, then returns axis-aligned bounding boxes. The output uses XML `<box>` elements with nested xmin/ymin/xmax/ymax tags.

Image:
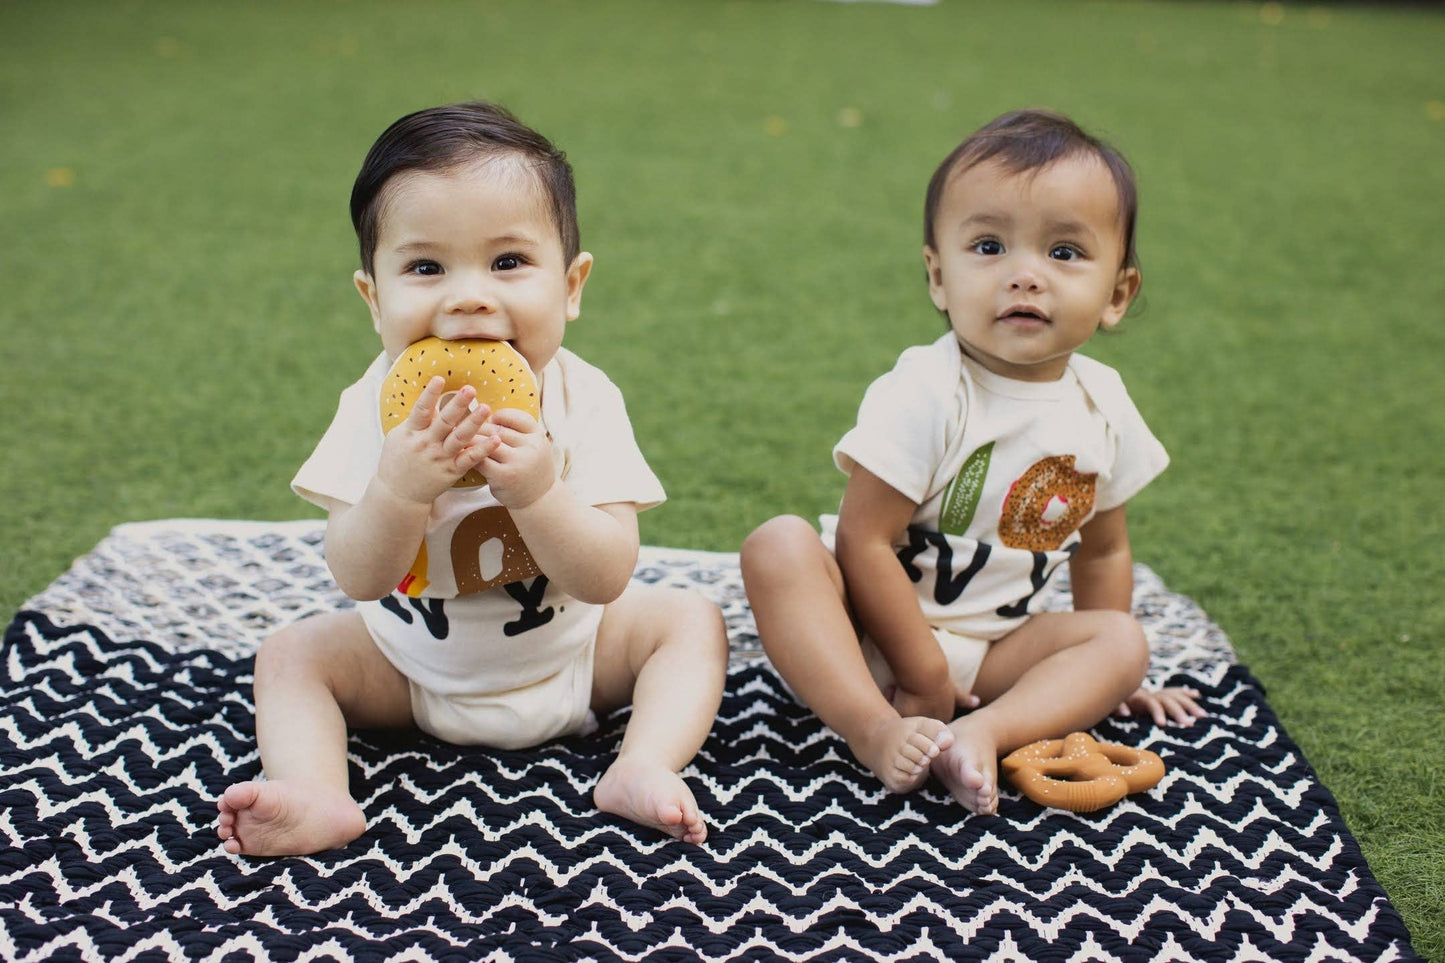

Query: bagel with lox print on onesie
<box><xmin>379</xmin><ymin>337</ymin><xmax>540</xmax><ymax>489</ymax></box>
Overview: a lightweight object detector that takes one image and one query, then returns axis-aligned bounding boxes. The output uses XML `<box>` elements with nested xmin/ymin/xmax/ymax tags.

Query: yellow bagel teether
<box><xmin>1001</xmin><ymin>732</ymin><xmax>1164</xmax><ymax>812</ymax></box>
<box><xmin>379</xmin><ymin>337</ymin><xmax>539</xmax><ymax>489</ymax></box>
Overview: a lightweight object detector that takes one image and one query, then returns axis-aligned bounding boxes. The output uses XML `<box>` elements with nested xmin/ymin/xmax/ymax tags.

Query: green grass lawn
<box><xmin>3</xmin><ymin>0</ymin><xmax>1441</xmax><ymax>953</ymax></box>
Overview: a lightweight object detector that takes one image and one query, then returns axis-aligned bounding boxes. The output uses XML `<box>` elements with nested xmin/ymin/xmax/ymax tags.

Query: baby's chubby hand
<box><xmin>375</xmin><ymin>377</ymin><xmax>497</xmax><ymax>505</ymax></box>
<box><xmin>476</xmin><ymin>407</ymin><xmax>556</xmax><ymax>509</ymax></box>
<box><xmin>1115</xmin><ymin>685</ymin><xmax>1207</xmax><ymax>727</ymax></box>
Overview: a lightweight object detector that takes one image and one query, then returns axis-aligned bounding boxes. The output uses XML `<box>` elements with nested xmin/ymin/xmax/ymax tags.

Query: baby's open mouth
<box><xmin>1000</xmin><ymin>307</ymin><xmax>1049</xmax><ymax>322</ymax></box>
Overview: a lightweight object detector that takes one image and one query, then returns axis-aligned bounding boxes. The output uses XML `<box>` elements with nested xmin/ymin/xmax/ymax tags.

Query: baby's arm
<box><xmin>1072</xmin><ymin>505</ymin><xmax>1206</xmax><ymax>725</ymax></box>
<box><xmin>836</xmin><ymin>467</ymin><xmax>959</xmax><ymax>723</ymax></box>
<box><xmin>1068</xmin><ymin>505</ymin><xmax>1135</xmax><ymax>611</ymax></box>
<box><xmin>478</xmin><ymin>407</ymin><xmax>639</xmax><ymax>604</ymax></box>
<box><xmin>325</xmin><ymin>378</ymin><xmax>497</xmax><ymax>599</ymax></box>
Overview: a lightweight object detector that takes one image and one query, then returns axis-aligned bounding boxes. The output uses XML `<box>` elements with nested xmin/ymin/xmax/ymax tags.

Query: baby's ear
<box><xmin>565</xmin><ymin>252</ymin><xmax>594</xmax><ymax>321</ymax></box>
<box><xmin>923</xmin><ymin>246</ymin><xmax>948</xmax><ymax>312</ymax></box>
<box><xmin>1101</xmin><ymin>265</ymin><xmax>1141</xmax><ymax>330</ymax></box>
<box><xmin>354</xmin><ymin>270</ymin><xmax>383</xmax><ymax>332</ymax></box>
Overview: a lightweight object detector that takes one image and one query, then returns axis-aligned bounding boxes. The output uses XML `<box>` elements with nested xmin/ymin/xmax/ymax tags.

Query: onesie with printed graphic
<box><xmin>832</xmin><ymin>332</ymin><xmax>1168</xmax><ymax>641</ymax></box>
<box><xmin>293</xmin><ymin>346</ymin><xmax>665</xmax><ymax>701</ymax></box>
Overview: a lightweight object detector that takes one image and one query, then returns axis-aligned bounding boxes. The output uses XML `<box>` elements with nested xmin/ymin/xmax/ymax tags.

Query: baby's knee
<box><xmin>741</xmin><ymin>515</ymin><xmax>821</xmax><ymax>582</ymax></box>
<box><xmin>666</xmin><ymin>589</ymin><xmax>729</xmax><ymax>667</ymax></box>
<box><xmin>253</xmin><ymin>620</ymin><xmax>325</xmax><ymax>689</ymax></box>
<box><xmin>1100</xmin><ymin>610</ymin><xmax>1150</xmax><ymax>687</ymax></box>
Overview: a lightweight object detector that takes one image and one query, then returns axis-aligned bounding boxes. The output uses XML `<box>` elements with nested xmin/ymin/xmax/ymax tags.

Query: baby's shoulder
<box><xmin>892</xmin><ymin>333</ymin><xmax>964</xmax><ymax>377</ymax></box>
<box><xmin>876</xmin><ymin>334</ymin><xmax>965</xmax><ymax>399</ymax></box>
<box><xmin>1067</xmin><ymin>353</ymin><xmax>1144</xmax><ymax>429</ymax></box>
<box><xmin>543</xmin><ymin>347</ymin><xmax>634</xmax><ymax>441</ymax></box>
<box><xmin>849</xmin><ymin>335</ymin><xmax>967</xmax><ymax>446</ymax></box>
<box><xmin>1067</xmin><ymin>352</ymin><xmax>1127</xmax><ymax>390</ymax></box>
<box><xmin>550</xmin><ymin>345</ymin><xmax>617</xmax><ymax>387</ymax></box>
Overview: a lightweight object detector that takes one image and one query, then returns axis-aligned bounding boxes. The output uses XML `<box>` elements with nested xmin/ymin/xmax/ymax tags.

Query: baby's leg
<box><xmin>933</xmin><ymin>609</ymin><xmax>1148</xmax><ymax>814</ymax></box>
<box><xmin>741</xmin><ymin>516</ymin><xmax>952</xmax><ymax>794</ymax></box>
<box><xmin>216</xmin><ymin>611</ymin><xmax>413</xmax><ymax>856</ymax></box>
<box><xmin>590</xmin><ymin>585</ymin><xmax>727</xmax><ymax>844</ymax></box>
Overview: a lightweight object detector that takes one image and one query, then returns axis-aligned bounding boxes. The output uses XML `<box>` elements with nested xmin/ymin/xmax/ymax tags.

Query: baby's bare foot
<box><xmin>934</xmin><ymin>718</ymin><xmax>999</xmax><ymax>814</ymax></box>
<box><xmin>594</xmin><ymin>755</ymin><xmax>707</xmax><ymax>844</ymax></box>
<box><xmin>216</xmin><ymin>780</ymin><xmax>365</xmax><ymax>857</ymax></box>
<box><xmin>851</xmin><ymin>716</ymin><xmax>955</xmax><ymax>794</ymax></box>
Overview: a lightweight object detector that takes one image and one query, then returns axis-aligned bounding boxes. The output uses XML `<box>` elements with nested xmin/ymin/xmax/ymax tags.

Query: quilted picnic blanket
<box><xmin>0</xmin><ymin>520</ymin><xmax>1419</xmax><ymax>961</ymax></box>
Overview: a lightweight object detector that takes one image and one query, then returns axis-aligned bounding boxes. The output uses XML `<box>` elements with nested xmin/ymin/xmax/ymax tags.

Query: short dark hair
<box><xmin>923</xmin><ymin>109</ymin><xmax>1139</xmax><ymax>272</ymax></box>
<box><xmin>350</xmin><ymin>101</ymin><xmax>580</xmax><ymax>275</ymax></box>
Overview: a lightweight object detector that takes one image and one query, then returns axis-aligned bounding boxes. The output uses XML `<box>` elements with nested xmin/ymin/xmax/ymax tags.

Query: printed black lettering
<box><xmin>409</xmin><ymin>597</ymin><xmax>450</xmax><ymax>639</ymax></box>
<box><xmin>896</xmin><ymin>526</ymin><xmax>991</xmax><ymax>606</ymax></box>
<box><xmin>897</xmin><ymin>526</ymin><xmax>932</xmax><ymax>583</ymax></box>
<box><xmin>379</xmin><ymin>595</ymin><xmax>412</xmax><ymax>624</ymax></box>
<box><xmin>932</xmin><ymin>537</ymin><xmax>991</xmax><ymax>607</ymax></box>
<box><xmin>996</xmin><ymin>544</ymin><xmax>1077</xmax><ymax>619</ymax></box>
<box><xmin>503</xmin><ymin>576</ymin><xmax>555</xmax><ymax>637</ymax></box>
<box><xmin>381</xmin><ymin>594</ymin><xmax>450</xmax><ymax>640</ymax></box>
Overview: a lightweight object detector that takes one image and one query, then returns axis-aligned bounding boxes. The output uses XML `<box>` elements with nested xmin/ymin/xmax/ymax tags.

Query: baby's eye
<box><xmin>1049</xmin><ymin>245</ymin><xmax>1082</xmax><ymax>261</ymax></box>
<box><xmin>407</xmin><ymin>259</ymin><xmax>443</xmax><ymax>276</ymax></box>
<box><xmin>971</xmin><ymin>239</ymin><xmax>1004</xmax><ymax>256</ymax></box>
<box><xmin>493</xmin><ymin>254</ymin><xmax>524</xmax><ymax>271</ymax></box>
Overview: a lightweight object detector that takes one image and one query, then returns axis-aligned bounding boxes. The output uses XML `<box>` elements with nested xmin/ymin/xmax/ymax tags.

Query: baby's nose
<box><xmin>1007</xmin><ymin>262</ymin><xmax>1044</xmax><ymax>291</ymax></box>
<box><xmin>445</xmin><ymin>280</ymin><xmax>497</xmax><ymax>313</ymax></box>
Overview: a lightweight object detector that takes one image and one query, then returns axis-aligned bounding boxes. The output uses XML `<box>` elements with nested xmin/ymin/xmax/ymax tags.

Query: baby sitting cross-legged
<box><xmin>217</xmin><ymin>102</ymin><xmax>728</xmax><ymax>855</ymax></box>
<box><xmin>741</xmin><ymin>109</ymin><xmax>1204</xmax><ymax>815</ymax></box>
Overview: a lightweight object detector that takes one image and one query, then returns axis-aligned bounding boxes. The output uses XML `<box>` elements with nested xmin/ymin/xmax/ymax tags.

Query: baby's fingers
<box><xmin>1164</xmin><ymin>688</ymin><xmax>1207</xmax><ymax>726</ymax></box>
<box><xmin>443</xmin><ymin>402</ymin><xmax>496</xmax><ymax>463</ymax></box>
<box><xmin>431</xmin><ymin>386</ymin><xmax>486</xmax><ymax>436</ymax></box>
<box><xmin>1120</xmin><ymin>691</ymin><xmax>1170</xmax><ymax>727</ymax></box>
<box><xmin>444</xmin><ymin>399</ymin><xmax>493</xmax><ymax>446</ymax></box>
<box><xmin>953</xmin><ymin>682</ymin><xmax>981</xmax><ymax>711</ymax></box>
<box><xmin>406</xmin><ymin>377</ymin><xmax>448</xmax><ymax>428</ymax></box>
<box><xmin>455</xmin><ymin>432</ymin><xmax>501</xmax><ymax>472</ymax></box>
<box><xmin>486</xmin><ymin>406</ymin><xmax>541</xmax><ymax>433</ymax></box>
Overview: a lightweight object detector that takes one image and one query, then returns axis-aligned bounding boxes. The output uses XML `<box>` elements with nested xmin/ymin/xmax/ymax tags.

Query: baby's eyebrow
<box><xmin>489</xmin><ymin>234</ymin><xmax>543</xmax><ymax>250</ymax></box>
<box><xmin>1043</xmin><ymin>218</ymin><xmax>1100</xmax><ymax>241</ymax></box>
<box><xmin>959</xmin><ymin>212</ymin><xmax>1010</xmax><ymax>230</ymax></box>
<box><xmin>387</xmin><ymin>233</ymin><xmax>544</xmax><ymax>259</ymax></box>
<box><xmin>392</xmin><ymin>241</ymin><xmax>440</xmax><ymax>255</ymax></box>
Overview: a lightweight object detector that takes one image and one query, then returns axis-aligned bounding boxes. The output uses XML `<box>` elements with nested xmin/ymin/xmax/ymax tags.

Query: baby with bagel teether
<box><xmin>216</xmin><ymin>101</ymin><xmax>728</xmax><ymax>856</ymax></box>
<box><xmin>742</xmin><ymin>109</ymin><xmax>1204</xmax><ymax>815</ymax></box>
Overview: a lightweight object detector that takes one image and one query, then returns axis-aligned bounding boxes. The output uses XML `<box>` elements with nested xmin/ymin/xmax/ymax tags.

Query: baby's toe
<box><xmin>657</xmin><ymin>799</ymin><xmax>685</xmax><ymax>829</ymax></box>
<box><xmin>899</xmin><ymin>740</ymin><xmax>926</xmax><ymax>767</ymax></box>
<box><xmin>906</xmin><ymin>730</ymin><xmax>944</xmax><ymax>759</ymax></box>
<box><xmin>928</xmin><ymin>722</ymin><xmax>955</xmax><ymax>751</ymax></box>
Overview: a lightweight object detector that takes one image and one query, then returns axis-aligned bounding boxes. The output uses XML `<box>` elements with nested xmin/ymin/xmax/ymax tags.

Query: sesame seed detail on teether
<box><xmin>380</xmin><ymin>337</ymin><xmax>540</xmax><ymax>489</ymax></box>
<box><xmin>1001</xmin><ymin>732</ymin><xmax>1165</xmax><ymax>812</ymax></box>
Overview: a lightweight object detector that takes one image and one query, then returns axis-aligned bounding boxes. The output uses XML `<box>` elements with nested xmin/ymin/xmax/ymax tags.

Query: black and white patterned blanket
<box><xmin>0</xmin><ymin>520</ymin><xmax>1418</xmax><ymax>961</ymax></box>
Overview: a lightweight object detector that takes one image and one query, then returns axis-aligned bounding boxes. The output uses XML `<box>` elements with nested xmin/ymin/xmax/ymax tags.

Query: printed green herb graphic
<box><xmin>939</xmin><ymin>442</ymin><xmax>993</xmax><ymax>535</ymax></box>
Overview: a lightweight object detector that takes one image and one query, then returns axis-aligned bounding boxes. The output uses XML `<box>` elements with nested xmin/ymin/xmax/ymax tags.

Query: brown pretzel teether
<box><xmin>1001</xmin><ymin>732</ymin><xmax>1164</xmax><ymax>812</ymax></box>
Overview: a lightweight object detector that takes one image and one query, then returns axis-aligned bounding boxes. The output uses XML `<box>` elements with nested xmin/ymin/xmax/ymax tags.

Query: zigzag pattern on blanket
<box><xmin>1</xmin><ymin>602</ymin><xmax>1416</xmax><ymax>962</ymax></box>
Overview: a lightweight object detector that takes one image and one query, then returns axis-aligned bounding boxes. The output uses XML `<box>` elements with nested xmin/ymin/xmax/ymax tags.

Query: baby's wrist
<box><xmin>502</xmin><ymin>475</ymin><xmax>560</xmax><ymax>513</ymax></box>
<box><xmin>369</xmin><ymin>471</ymin><xmax>440</xmax><ymax>512</ymax></box>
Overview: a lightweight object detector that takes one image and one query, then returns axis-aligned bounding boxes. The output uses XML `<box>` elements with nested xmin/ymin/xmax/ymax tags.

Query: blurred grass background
<box><xmin>1</xmin><ymin>0</ymin><xmax>1440</xmax><ymax>953</ymax></box>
